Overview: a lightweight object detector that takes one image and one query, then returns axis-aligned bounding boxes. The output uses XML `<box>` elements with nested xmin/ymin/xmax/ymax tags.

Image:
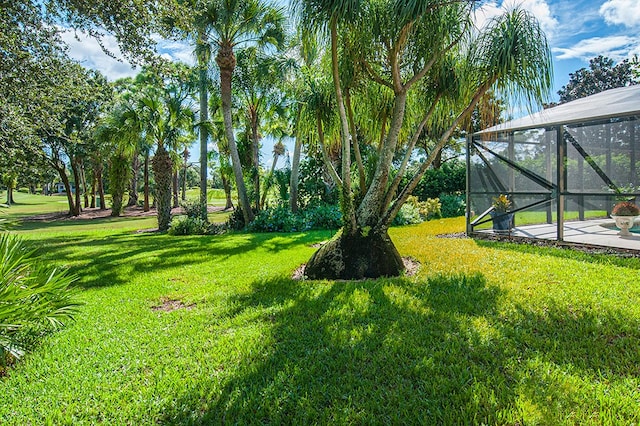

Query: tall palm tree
<box><xmin>195</xmin><ymin>0</ymin><xmax>286</xmax><ymax>225</ymax></box>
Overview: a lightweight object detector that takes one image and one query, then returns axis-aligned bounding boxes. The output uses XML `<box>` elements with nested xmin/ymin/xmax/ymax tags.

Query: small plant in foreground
<box><xmin>611</xmin><ymin>201</ymin><xmax>640</xmax><ymax>216</ymax></box>
<box><xmin>0</xmin><ymin>233</ymin><xmax>79</xmax><ymax>374</ymax></box>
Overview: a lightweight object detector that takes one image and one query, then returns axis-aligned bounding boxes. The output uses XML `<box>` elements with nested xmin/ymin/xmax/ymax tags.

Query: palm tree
<box><xmin>298</xmin><ymin>4</ymin><xmax>552</xmax><ymax>279</ymax></box>
<box><xmin>195</xmin><ymin>0</ymin><xmax>286</xmax><ymax>225</ymax></box>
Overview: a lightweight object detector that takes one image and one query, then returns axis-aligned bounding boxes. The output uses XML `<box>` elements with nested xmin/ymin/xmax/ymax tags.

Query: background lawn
<box><xmin>1</xmin><ymin>202</ymin><xmax>639</xmax><ymax>424</ymax></box>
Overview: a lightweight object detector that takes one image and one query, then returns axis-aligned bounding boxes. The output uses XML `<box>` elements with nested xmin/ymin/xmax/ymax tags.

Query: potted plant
<box><xmin>490</xmin><ymin>194</ymin><xmax>514</xmax><ymax>232</ymax></box>
<box><xmin>611</xmin><ymin>201</ymin><xmax>640</xmax><ymax>236</ymax></box>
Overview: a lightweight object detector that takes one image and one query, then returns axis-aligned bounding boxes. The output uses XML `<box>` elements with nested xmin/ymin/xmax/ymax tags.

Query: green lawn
<box><xmin>1</xmin><ymin>211</ymin><xmax>640</xmax><ymax>424</ymax></box>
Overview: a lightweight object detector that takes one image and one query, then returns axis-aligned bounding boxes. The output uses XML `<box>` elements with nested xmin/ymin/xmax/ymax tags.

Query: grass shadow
<box><xmin>156</xmin><ymin>272</ymin><xmax>640</xmax><ymax>424</ymax></box>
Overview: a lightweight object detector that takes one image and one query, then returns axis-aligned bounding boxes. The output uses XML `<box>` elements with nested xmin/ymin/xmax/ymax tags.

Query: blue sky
<box><xmin>61</xmin><ymin>0</ymin><xmax>640</xmax><ymax>165</ymax></box>
<box><xmin>63</xmin><ymin>0</ymin><xmax>640</xmax><ymax>100</ymax></box>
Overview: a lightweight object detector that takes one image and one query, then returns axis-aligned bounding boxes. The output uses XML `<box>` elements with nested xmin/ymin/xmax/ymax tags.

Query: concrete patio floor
<box><xmin>474</xmin><ymin>218</ymin><xmax>640</xmax><ymax>252</ymax></box>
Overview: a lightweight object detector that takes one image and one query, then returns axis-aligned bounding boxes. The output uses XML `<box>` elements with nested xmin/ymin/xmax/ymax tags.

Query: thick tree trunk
<box><xmin>152</xmin><ymin>146</ymin><xmax>173</xmax><ymax>231</ymax></box>
<box><xmin>216</xmin><ymin>44</ymin><xmax>254</xmax><ymax>225</ymax></box>
<box><xmin>6</xmin><ymin>187</ymin><xmax>13</xmax><ymax>205</ymax></box>
<box><xmin>127</xmin><ymin>153</ymin><xmax>140</xmax><ymax>207</ymax></box>
<box><xmin>357</xmin><ymin>90</ymin><xmax>408</xmax><ymax>226</ymax></box>
<box><xmin>305</xmin><ymin>227</ymin><xmax>404</xmax><ymax>280</ymax></box>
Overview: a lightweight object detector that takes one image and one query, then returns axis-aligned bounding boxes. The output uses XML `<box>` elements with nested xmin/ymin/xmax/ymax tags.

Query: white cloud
<box><xmin>600</xmin><ymin>0</ymin><xmax>640</xmax><ymax>28</ymax></box>
<box><xmin>60</xmin><ymin>29</ymin><xmax>195</xmax><ymax>81</ymax></box>
<box><xmin>60</xmin><ymin>29</ymin><xmax>137</xmax><ymax>81</ymax></box>
<box><xmin>158</xmin><ymin>40</ymin><xmax>195</xmax><ymax>66</ymax></box>
<box><xmin>474</xmin><ymin>0</ymin><xmax>559</xmax><ymax>39</ymax></box>
<box><xmin>552</xmin><ymin>35</ymin><xmax>640</xmax><ymax>61</ymax></box>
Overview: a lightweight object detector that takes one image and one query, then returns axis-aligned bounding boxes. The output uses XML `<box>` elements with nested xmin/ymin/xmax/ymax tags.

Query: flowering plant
<box><xmin>491</xmin><ymin>194</ymin><xmax>512</xmax><ymax>213</ymax></box>
<box><xmin>611</xmin><ymin>201</ymin><xmax>640</xmax><ymax>216</ymax></box>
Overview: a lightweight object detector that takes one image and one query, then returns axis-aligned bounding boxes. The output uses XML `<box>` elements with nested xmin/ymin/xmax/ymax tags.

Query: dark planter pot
<box><xmin>491</xmin><ymin>211</ymin><xmax>514</xmax><ymax>232</ymax></box>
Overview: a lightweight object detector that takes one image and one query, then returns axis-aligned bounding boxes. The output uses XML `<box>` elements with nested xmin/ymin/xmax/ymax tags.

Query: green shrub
<box><xmin>248</xmin><ymin>207</ymin><xmax>305</xmax><ymax>233</ymax></box>
<box><xmin>0</xmin><ymin>233</ymin><xmax>79</xmax><ymax>372</ymax></box>
<box><xmin>303</xmin><ymin>203</ymin><xmax>342</xmax><ymax>230</ymax></box>
<box><xmin>168</xmin><ymin>216</ymin><xmax>210</xmax><ymax>236</ymax></box>
<box><xmin>393</xmin><ymin>202</ymin><xmax>423</xmax><ymax>226</ymax></box>
<box><xmin>439</xmin><ymin>192</ymin><xmax>466</xmax><ymax>218</ymax></box>
<box><xmin>181</xmin><ymin>199</ymin><xmax>207</xmax><ymax>221</ymax></box>
<box><xmin>247</xmin><ymin>204</ymin><xmax>342</xmax><ymax>233</ymax></box>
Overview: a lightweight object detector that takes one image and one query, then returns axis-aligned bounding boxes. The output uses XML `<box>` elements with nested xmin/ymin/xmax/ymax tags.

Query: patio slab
<box><xmin>474</xmin><ymin>218</ymin><xmax>640</xmax><ymax>252</ymax></box>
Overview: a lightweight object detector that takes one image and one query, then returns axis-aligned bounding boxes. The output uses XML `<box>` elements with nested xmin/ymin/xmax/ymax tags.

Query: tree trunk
<box><xmin>305</xmin><ymin>227</ymin><xmax>404</xmax><ymax>280</ymax></box>
<box><xmin>250</xmin><ymin>106</ymin><xmax>260</xmax><ymax>211</ymax></box>
<box><xmin>143</xmin><ymin>151</ymin><xmax>150</xmax><ymax>212</ymax></box>
<box><xmin>79</xmin><ymin>159</ymin><xmax>89</xmax><ymax>208</ymax></box>
<box><xmin>152</xmin><ymin>145</ymin><xmax>173</xmax><ymax>231</ymax></box>
<box><xmin>330</xmin><ymin>19</ymin><xmax>356</xmax><ymax>235</ymax></box>
<box><xmin>6</xmin><ymin>187</ymin><xmax>13</xmax><ymax>205</ymax></box>
<box><xmin>90</xmin><ymin>171</ymin><xmax>96</xmax><ymax>208</ymax></box>
<box><xmin>70</xmin><ymin>158</ymin><xmax>83</xmax><ymax>216</ymax></box>
<box><xmin>199</xmin><ymin>56</ymin><xmax>209</xmax><ymax>220</ymax></box>
<box><xmin>96</xmin><ymin>163</ymin><xmax>106</xmax><ymax>210</ymax></box>
<box><xmin>172</xmin><ymin>169</ymin><xmax>179</xmax><ymax>208</ymax></box>
<box><xmin>55</xmin><ymin>163</ymin><xmax>77</xmax><ymax>216</ymax></box>
<box><xmin>127</xmin><ymin>153</ymin><xmax>140</xmax><ymax>207</ymax></box>
<box><xmin>221</xmin><ymin>175</ymin><xmax>234</xmax><ymax>210</ymax></box>
<box><xmin>289</xmin><ymin>135</ymin><xmax>302</xmax><ymax>213</ymax></box>
<box><xmin>216</xmin><ymin>43</ymin><xmax>254</xmax><ymax>225</ymax></box>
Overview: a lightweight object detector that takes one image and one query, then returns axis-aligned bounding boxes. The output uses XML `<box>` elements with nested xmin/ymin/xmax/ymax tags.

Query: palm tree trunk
<box><xmin>199</xmin><ymin>59</ymin><xmax>209</xmax><ymax>219</ymax></box>
<box><xmin>96</xmin><ymin>163</ymin><xmax>106</xmax><ymax>210</ymax></box>
<box><xmin>127</xmin><ymin>153</ymin><xmax>140</xmax><ymax>207</ymax></box>
<box><xmin>222</xmin><ymin>175</ymin><xmax>233</xmax><ymax>210</ymax></box>
<box><xmin>290</xmin><ymin>109</ymin><xmax>303</xmax><ymax>213</ymax></box>
<box><xmin>216</xmin><ymin>45</ymin><xmax>254</xmax><ymax>225</ymax></box>
<box><xmin>143</xmin><ymin>151</ymin><xmax>150</xmax><ymax>212</ymax></box>
<box><xmin>152</xmin><ymin>145</ymin><xmax>173</xmax><ymax>231</ymax></box>
<box><xmin>250</xmin><ymin>106</ymin><xmax>260</xmax><ymax>211</ymax></box>
<box><xmin>172</xmin><ymin>169</ymin><xmax>179</xmax><ymax>208</ymax></box>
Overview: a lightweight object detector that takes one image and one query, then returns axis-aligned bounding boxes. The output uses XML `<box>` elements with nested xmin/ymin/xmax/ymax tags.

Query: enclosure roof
<box><xmin>475</xmin><ymin>84</ymin><xmax>640</xmax><ymax>135</ymax></box>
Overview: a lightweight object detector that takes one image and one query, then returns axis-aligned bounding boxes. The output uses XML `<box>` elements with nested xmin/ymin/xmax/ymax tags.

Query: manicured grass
<box><xmin>1</xmin><ymin>216</ymin><xmax>639</xmax><ymax>424</ymax></box>
<box><xmin>0</xmin><ymin>191</ymin><xmax>71</xmax><ymax>220</ymax></box>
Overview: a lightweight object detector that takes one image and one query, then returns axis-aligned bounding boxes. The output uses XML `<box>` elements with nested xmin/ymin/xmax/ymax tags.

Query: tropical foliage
<box><xmin>0</xmin><ymin>233</ymin><xmax>79</xmax><ymax>372</ymax></box>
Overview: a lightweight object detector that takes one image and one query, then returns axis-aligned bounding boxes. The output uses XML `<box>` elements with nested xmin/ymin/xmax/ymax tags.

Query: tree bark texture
<box><xmin>127</xmin><ymin>153</ymin><xmax>140</xmax><ymax>207</ymax></box>
<box><xmin>305</xmin><ymin>228</ymin><xmax>404</xmax><ymax>280</ymax></box>
<box><xmin>152</xmin><ymin>146</ymin><xmax>173</xmax><ymax>231</ymax></box>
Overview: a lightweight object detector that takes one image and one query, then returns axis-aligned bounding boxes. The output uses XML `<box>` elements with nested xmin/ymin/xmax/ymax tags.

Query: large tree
<box><xmin>558</xmin><ymin>55</ymin><xmax>639</xmax><ymax>103</ymax></box>
<box><xmin>295</xmin><ymin>2</ymin><xmax>553</xmax><ymax>279</ymax></box>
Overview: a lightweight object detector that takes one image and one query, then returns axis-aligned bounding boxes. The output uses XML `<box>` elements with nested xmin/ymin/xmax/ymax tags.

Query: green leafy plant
<box><xmin>611</xmin><ymin>201</ymin><xmax>640</xmax><ymax>216</ymax></box>
<box><xmin>1</xmin><ymin>233</ymin><xmax>79</xmax><ymax>371</ymax></box>
<box><xmin>492</xmin><ymin>194</ymin><xmax>512</xmax><ymax>213</ymax></box>
<box><xmin>168</xmin><ymin>216</ymin><xmax>210</xmax><ymax>236</ymax></box>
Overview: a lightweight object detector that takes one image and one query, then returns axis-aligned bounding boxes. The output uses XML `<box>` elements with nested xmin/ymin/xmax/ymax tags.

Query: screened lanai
<box><xmin>466</xmin><ymin>85</ymin><xmax>640</xmax><ymax>252</ymax></box>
